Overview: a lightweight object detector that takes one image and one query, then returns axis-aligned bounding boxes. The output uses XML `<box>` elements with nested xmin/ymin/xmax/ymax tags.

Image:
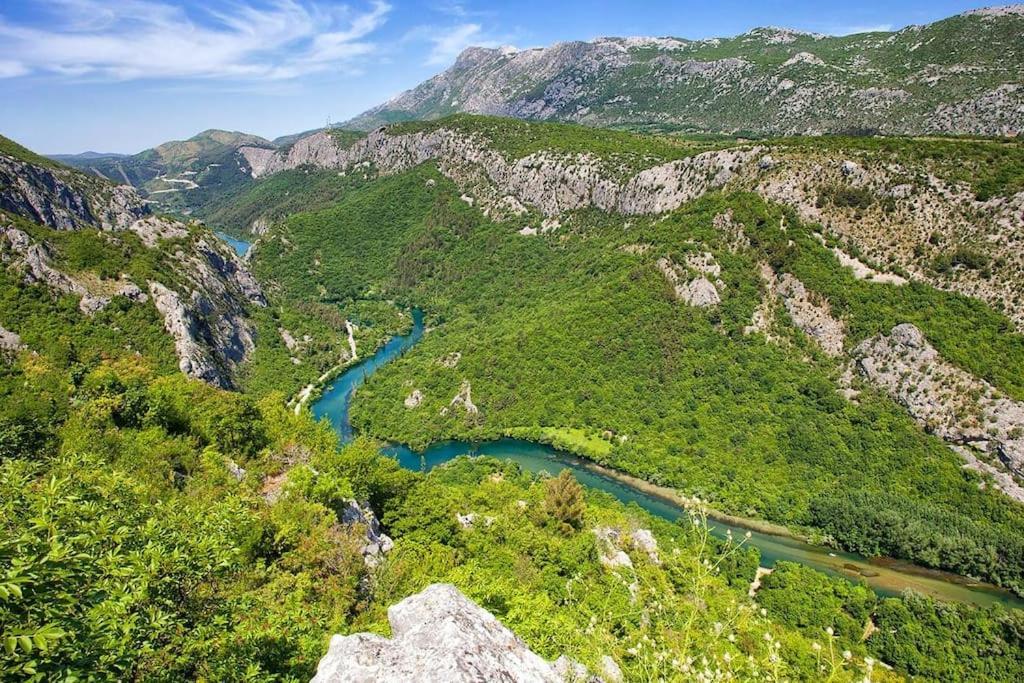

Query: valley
<box><xmin>308</xmin><ymin>300</ymin><xmax>1024</xmax><ymax>609</ymax></box>
<box><xmin>2</xmin><ymin>3</ymin><xmax>1024</xmax><ymax>681</ymax></box>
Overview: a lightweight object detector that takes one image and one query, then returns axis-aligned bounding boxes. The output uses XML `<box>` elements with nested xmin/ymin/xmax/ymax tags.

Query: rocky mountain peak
<box><xmin>962</xmin><ymin>4</ymin><xmax>1024</xmax><ymax>17</ymax></box>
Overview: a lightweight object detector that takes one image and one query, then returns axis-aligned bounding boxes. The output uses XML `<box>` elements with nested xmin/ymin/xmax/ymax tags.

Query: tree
<box><xmin>544</xmin><ymin>470</ymin><xmax>585</xmax><ymax>533</ymax></box>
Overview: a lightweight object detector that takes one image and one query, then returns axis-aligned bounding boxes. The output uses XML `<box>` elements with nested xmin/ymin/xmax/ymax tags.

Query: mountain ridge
<box><xmin>346</xmin><ymin>5</ymin><xmax>1024</xmax><ymax>136</ymax></box>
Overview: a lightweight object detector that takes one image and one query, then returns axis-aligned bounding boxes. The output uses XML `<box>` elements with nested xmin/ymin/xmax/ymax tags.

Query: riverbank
<box><xmin>533</xmin><ymin>445</ymin><xmax>1024</xmax><ymax>600</ymax></box>
<box><xmin>310</xmin><ymin>307</ymin><xmax>1024</xmax><ymax>608</ymax></box>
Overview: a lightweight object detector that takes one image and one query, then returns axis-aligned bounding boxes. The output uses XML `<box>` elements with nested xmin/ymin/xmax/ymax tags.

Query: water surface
<box><xmin>312</xmin><ymin>309</ymin><xmax>1024</xmax><ymax>609</ymax></box>
<box><xmin>215</xmin><ymin>231</ymin><xmax>251</xmax><ymax>258</ymax></box>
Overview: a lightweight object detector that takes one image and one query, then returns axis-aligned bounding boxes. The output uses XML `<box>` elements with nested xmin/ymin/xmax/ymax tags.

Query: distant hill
<box><xmin>49</xmin><ymin>151</ymin><xmax>126</xmax><ymax>162</ymax></box>
<box><xmin>346</xmin><ymin>5</ymin><xmax>1024</xmax><ymax>136</ymax></box>
<box><xmin>57</xmin><ymin>129</ymin><xmax>275</xmax><ymax>218</ymax></box>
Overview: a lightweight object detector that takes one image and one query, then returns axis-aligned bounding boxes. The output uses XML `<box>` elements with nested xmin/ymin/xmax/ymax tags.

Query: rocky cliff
<box><xmin>311</xmin><ymin>584</ymin><xmax>597</xmax><ymax>682</ymax></box>
<box><xmin>240</xmin><ymin>119</ymin><xmax>1024</xmax><ymax>332</ymax></box>
<box><xmin>0</xmin><ymin>136</ymin><xmax>265</xmax><ymax>389</ymax></box>
<box><xmin>0</xmin><ymin>142</ymin><xmax>149</xmax><ymax>232</ymax></box>
<box><xmin>240</xmin><ymin>126</ymin><xmax>763</xmax><ymax>219</ymax></box>
<box><xmin>346</xmin><ymin>7</ymin><xmax>1024</xmax><ymax>137</ymax></box>
<box><xmin>852</xmin><ymin>323</ymin><xmax>1024</xmax><ymax>500</ymax></box>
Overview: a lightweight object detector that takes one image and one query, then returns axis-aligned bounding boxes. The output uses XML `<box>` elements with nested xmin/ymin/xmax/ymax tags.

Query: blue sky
<box><xmin>0</xmin><ymin>0</ymin><xmax>993</xmax><ymax>154</ymax></box>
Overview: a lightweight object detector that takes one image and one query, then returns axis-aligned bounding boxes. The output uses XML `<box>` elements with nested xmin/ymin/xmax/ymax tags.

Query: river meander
<box><xmin>311</xmin><ymin>308</ymin><xmax>1024</xmax><ymax>609</ymax></box>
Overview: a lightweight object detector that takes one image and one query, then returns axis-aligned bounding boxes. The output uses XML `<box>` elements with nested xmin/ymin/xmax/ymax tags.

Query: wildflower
<box><xmin>843</xmin><ymin>650</ymin><xmax>852</xmax><ymax>660</ymax></box>
<box><xmin>760</xmin><ymin>608</ymin><xmax>767</xmax><ymax>616</ymax></box>
<box><xmin>812</xmin><ymin>642</ymin><xmax>821</xmax><ymax>652</ymax></box>
<box><xmin>826</xmin><ymin>626</ymin><xmax>834</xmax><ymax>636</ymax></box>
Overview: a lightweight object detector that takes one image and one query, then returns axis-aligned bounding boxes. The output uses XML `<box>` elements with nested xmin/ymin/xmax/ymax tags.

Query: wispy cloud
<box><xmin>0</xmin><ymin>0</ymin><xmax>391</xmax><ymax>81</ymax></box>
<box><xmin>403</xmin><ymin>20</ymin><xmax>508</xmax><ymax>67</ymax></box>
<box><xmin>427</xmin><ymin>23</ymin><xmax>488</xmax><ymax>65</ymax></box>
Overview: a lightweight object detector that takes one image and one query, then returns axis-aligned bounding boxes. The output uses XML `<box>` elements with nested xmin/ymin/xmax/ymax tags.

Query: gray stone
<box><xmin>854</xmin><ymin>323</ymin><xmax>1024</xmax><ymax>498</ymax></box>
<box><xmin>311</xmin><ymin>584</ymin><xmax>568</xmax><ymax>682</ymax></box>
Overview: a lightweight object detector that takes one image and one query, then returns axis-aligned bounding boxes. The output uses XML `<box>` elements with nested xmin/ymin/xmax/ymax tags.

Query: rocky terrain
<box><xmin>239</xmin><ymin>118</ymin><xmax>1024</xmax><ymax>331</ymax></box>
<box><xmin>346</xmin><ymin>7</ymin><xmax>1024</xmax><ymax>137</ymax></box>
<box><xmin>312</xmin><ymin>584</ymin><xmax>601</xmax><ymax>682</ymax></box>
<box><xmin>0</xmin><ymin>135</ymin><xmax>266</xmax><ymax>389</ymax></box>
<box><xmin>1</xmin><ymin>141</ymin><xmax>149</xmax><ymax>232</ymax></box>
<box><xmin>240</xmin><ymin>115</ymin><xmax>1024</xmax><ymax>503</ymax></box>
<box><xmin>852</xmin><ymin>323</ymin><xmax>1024</xmax><ymax>499</ymax></box>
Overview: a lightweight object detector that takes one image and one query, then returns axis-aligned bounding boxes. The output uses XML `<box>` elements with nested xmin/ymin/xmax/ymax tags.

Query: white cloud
<box><xmin>0</xmin><ymin>60</ymin><xmax>28</xmax><ymax>79</ymax></box>
<box><xmin>431</xmin><ymin>1</ymin><xmax>470</xmax><ymax>18</ymax></box>
<box><xmin>409</xmin><ymin>21</ymin><xmax>510</xmax><ymax>67</ymax></box>
<box><xmin>426</xmin><ymin>23</ymin><xmax>487</xmax><ymax>65</ymax></box>
<box><xmin>0</xmin><ymin>0</ymin><xmax>391</xmax><ymax>81</ymax></box>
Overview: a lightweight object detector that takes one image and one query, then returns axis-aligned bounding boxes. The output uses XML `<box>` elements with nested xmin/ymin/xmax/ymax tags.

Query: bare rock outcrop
<box><xmin>339</xmin><ymin>500</ymin><xmax>394</xmax><ymax>566</ymax></box>
<box><xmin>148</xmin><ymin>281</ymin><xmax>228</xmax><ymax>388</ymax></box>
<box><xmin>853</xmin><ymin>324</ymin><xmax>1024</xmax><ymax>491</ymax></box>
<box><xmin>403</xmin><ymin>389</ymin><xmax>424</xmax><ymax>408</ymax></box>
<box><xmin>0</xmin><ymin>324</ymin><xmax>25</xmax><ymax>353</ymax></box>
<box><xmin>442</xmin><ymin>380</ymin><xmax>479</xmax><ymax>416</ymax></box>
<box><xmin>656</xmin><ymin>257</ymin><xmax>721</xmax><ymax>308</ymax></box>
<box><xmin>312</xmin><ymin>584</ymin><xmax>573</xmax><ymax>682</ymax></box>
<box><xmin>775</xmin><ymin>273</ymin><xmax>844</xmax><ymax>355</ymax></box>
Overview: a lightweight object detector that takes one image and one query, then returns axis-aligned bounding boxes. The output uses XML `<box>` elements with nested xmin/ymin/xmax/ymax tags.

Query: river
<box><xmin>215</xmin><ymin>231</ymin><xmax>251</xmax><ymax>258</ymax></box>
<box><xmin>311</xmin><ymin>309</ymin><xmax>1024</xmax><ymax>610</ymax></box>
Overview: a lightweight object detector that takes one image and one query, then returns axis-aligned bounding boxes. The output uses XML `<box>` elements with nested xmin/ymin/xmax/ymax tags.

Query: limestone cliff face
<box><xmin>240</xmin><ymin>127</ymin><xmax>761</xmax><ymax>220</ymax></box>
<box><xmin>312</xmin><ymin>584</ymin><xmax>594</xmax><ymax>682</ymax></box>
<box><xmin>0</xmin><ymin>152</ymin><xmax>149</xmax><ymax>232</ymax></box>
<box><xmin>853</xmin><ymin>324</ymin><xmax>1024</xmax><ymax>500</ymax></box>
<box><xmin>148</xmin><ymin>281</ymin><xmax>227</xmax><ymax>387</ymax></box>
<box><xmin>144</xmin><ymin>238</ymin><xmax>265</xmax><ymax>389</ymax></box>
<box><xmin>245</xmin><ymin>123</ymin><xmax>1024</xmax><ymax>332</ymax></box>
<box><xmin>0</xmin><ymin>146</ymin><xmax>266</xmax><ymax>389</ymax></box>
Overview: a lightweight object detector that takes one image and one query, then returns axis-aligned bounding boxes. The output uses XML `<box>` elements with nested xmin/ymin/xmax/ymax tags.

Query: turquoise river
<box><xmin>308</xmin><ymin>309</ymin><xmax>1024</xmax><ymax>609</ymax></box>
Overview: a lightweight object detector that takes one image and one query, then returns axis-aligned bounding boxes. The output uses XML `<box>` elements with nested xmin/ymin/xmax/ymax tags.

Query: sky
<box><xmin>0</xmin><ymin>0</ymin><xmax>995</xmax><ymax>154</ymax></box>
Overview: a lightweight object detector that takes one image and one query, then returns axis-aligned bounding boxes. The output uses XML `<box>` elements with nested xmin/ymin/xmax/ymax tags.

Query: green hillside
<box><xmin>245</xmin><ymin>124</ymin><xmax>1024</xmax><ymax>596</ymax></box>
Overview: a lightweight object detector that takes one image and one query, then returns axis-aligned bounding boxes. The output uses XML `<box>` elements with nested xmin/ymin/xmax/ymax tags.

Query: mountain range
<box><xmin>347</xmin><ymin>5</ymin><xmax>1024</xmax><ymax>136</ymax></box>
<box><xmin>52</xmin><ymin>6</ymin><xmax>1023</xmax><ymax>227</ymax></box>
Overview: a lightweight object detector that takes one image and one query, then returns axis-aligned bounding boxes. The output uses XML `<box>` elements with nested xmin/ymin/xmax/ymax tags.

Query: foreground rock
<box><xmin>312</xmin><ymin>584</ymin><xmax>592</xmax><ymax>682</ymax></box>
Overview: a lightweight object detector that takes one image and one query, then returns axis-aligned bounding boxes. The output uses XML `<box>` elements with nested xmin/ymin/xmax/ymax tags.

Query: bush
<box><xmin>544</xmin><ymin>470</ymin><xmax>586</xmax><ymax>533</ymax></box>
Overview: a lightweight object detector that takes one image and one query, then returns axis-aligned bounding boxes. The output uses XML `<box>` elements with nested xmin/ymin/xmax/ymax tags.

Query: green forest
<box><xmin>3</xmin><ymin>357</ymin><xmax>1023</xmax><ymax>681</ymax></box>
<box><xmin>4</xmin><ymin>112</ymin><xmax>1024</xmax><ymax>682</ymax></box>
<box><xmin>250</xmin><ymin>162</ymin><xmax>1024</xmax><ymax>594</ymax></box>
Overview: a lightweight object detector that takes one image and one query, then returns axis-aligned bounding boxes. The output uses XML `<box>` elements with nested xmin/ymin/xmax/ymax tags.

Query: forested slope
<box><xmin>245</xmin><ymin>119</ymin><xmax>1024</xmax><ymax>595</ymax></box>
